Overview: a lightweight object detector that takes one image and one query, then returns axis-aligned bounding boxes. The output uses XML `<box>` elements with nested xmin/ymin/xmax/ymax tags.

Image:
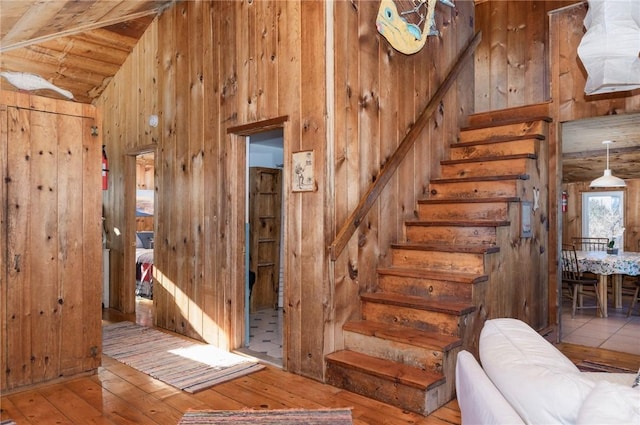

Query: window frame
<box><xmin>581</xmin><ymin>190</ymin><xmax>625</xmax><ymax>249</ymax></box>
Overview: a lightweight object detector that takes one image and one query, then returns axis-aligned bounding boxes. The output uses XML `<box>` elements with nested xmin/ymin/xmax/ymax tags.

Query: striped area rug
<box><xmin>178</xmin><ymin>408</ymin><xmax>353</xmax><ymax>424</ymax></box>
<box><xmin>103</xmin><ymin>321</ymin><xmax>265</xmax><ymax>393</ymax></box>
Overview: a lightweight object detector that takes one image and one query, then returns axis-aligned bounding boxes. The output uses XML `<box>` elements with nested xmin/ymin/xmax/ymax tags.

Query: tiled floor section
<box><xmin>244</xmin><ymin>308</ymin><xmax>283</xmax><ymax>366</ymax></box>
<box><xmin>561</xmin><ymin>296</ymin><xmax>640</xmax><ymax>355</ymax></box>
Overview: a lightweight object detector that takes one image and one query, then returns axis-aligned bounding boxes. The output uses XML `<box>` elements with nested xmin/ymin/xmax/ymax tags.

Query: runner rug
<box><xmin>103</xmin><ymin>321</ymin><xmax>264</xmax><ymax>393</ymax></box>
<box><xmin>178</xmin><ymin>408</ymin><xmax>353</xmax><ymax>424</ymax></box>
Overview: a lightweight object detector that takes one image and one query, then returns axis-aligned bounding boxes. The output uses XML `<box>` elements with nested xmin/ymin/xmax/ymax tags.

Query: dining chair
<box><xmin>627</xmin><ymin>281</ymin><xmax>640</xmax><ymax>317</ymax></box>
<box><xmin>571</xmin><ymin>237</ymin><xmax>609</xmax><ymax>251</ymax></box>
<box><xmin>624</xmin><ymin>239</ymin><xmax>640</xmax><ymax>317</ymax></box>
<box><xmin>561</xmin><ymin>244</ymin><xmax>603</xmax><ymax>318</ymax></box>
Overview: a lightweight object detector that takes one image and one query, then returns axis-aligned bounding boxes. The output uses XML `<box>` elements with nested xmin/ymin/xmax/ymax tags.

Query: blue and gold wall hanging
<box><xmin>376</xmin><ymin>0</ymin><xmax>455</xmax><ymax>55</ymax></box>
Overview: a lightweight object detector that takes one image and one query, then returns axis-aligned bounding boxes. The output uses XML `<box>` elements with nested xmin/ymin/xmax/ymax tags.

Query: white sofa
<box><xmin>455</xmin><ymin>318</ymin><xmax>639</xmax><ymax>425</ymax></box>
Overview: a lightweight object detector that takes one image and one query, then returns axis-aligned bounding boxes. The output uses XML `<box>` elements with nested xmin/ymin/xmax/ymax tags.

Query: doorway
<box><xmin>134</xmin><ymin>152</ymin><xmax>155</xmax><ymax>326</ymax></box>
<box><xmin>243</xmin><ymin>129</ymin><xmax>284</xmax><ymax>366</ymax></box>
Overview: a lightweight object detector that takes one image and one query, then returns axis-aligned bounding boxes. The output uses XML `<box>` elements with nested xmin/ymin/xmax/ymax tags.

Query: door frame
<box><xmin>123</xmin><ymin>145</ymin><xmax>157</xmax><ymax>314</ymax></box>
<box><xmin>228</xmin><ymin>116</ymin><xmax>288</xmax><ymax>368</ymax></box>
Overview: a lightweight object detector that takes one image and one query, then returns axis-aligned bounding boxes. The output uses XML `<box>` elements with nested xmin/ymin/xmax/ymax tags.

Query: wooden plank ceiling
<box><xmin>562</xmin><ymin>113</ymin><xmax>640</xmax><ymax>183</ymax></box>
<box><xmin>0</xmin><ymin>0</ymin><xmax>175</xmax><ymax>104</ymax></box>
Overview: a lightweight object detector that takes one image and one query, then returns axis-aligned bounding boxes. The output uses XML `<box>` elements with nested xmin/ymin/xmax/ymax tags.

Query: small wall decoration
<box><xmin>521</xmin><ymin>201</ymin><xmax>532</xmax><ymax>238</ymax></box>
<box><xmin>376</xmin><ymin>0</ymin><xmax>455</xmax><ymax>55</ymax></box>
<box><xmin>136</xmin><ymin>189</ymin><xmax>154</xmax><ymax>216</ymax></box>
<box><xmin>292</xmin><ymin>151</ymin><xmax>315</xmax><ymax>192</ymax></box>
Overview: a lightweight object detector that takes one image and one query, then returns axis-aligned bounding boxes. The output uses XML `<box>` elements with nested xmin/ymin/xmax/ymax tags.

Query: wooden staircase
<box><xmin>326</xmin><ymin>113</ymin><xmax>549</xmax><ymax>415</ymax></box>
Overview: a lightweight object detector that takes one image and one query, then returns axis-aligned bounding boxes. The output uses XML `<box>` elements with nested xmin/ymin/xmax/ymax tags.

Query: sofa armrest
<box><xmin>456</xmin><ymin>350</ymin><xmax>524</xmax><ymax>425</ymax></box>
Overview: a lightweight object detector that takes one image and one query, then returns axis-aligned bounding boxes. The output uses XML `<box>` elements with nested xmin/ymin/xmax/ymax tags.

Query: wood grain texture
<box><xmin>1</xmin><ymin>92</ymin><xmax>100</xmax><ymax>392</ymax></box>
<box><xmin>98</xmin><ymin>0</ymin><xmax>476</xmax><ymax>381</ymax></box>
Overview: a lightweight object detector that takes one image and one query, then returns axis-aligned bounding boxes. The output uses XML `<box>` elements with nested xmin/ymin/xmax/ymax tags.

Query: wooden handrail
<box><xmin>329</xmin><ymin>32</ymin><xmax>482</xmax><ymax>261</ymax></box>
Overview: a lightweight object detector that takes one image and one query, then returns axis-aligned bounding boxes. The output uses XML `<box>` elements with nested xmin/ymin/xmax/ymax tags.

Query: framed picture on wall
<box><xmin>292</xmin><ymin>150</ymin><xmax>315</xmax><ymax>192</ymax></box>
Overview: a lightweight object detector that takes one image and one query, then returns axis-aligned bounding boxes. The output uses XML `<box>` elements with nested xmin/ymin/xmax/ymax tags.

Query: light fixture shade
<box><xmin>589</xmin><ymin>140</ymin><xmax>626</xmax><ymax>187</ymax></box>
<box><xmin>590</xmin><ymin>169</ymin><xmax>627</xmax><ymax>187</ymax></box>
<box><xmin>577</xmin><ymin>0</ymin><xmax>640</xmax><ymax>95</ymax></box>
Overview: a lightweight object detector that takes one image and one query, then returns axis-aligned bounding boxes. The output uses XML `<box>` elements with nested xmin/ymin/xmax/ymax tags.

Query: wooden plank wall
<box><xmin>99</xmin><ymin>0</ymin><xmax>475</xmax><ymax>380</ymax></box>
<box><xmin>98</xmin><ymin>18</ymin><xmax>159</xmax><ymax>314</ymax></box>
<box><xmin>562</xmin><ymin>180</ymin><xmax>640</xmax><ymax>252</ymax></box>
<box><xmin>0</xmin><ymin>91</ymin><xmax>101</xmax><ymax>392</ymax></box>
<box><xmin>330</xmin><ymin>0</ymin><xmax>475</xmax><ymax>357</ymax></box>
<box><xmin>474</xmin><ymin>0</ymin><xmax>576</xmax><ymax>113</ymax></box>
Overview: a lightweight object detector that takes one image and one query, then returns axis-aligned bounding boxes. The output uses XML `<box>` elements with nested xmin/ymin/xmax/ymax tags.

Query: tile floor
<box><xmin>561</xmin><ymin>296</ymin><xmax>640</xmax><ymax>355</ymax></box>
<box><xmin>243</xmin><ymin>308</ymin><xmax>283</xmax><ymax>366</ymax></box>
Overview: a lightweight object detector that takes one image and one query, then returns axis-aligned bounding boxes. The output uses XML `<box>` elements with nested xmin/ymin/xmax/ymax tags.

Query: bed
<box><xmin>135</xmin><ymin>231</ymin><xmax>154</xmax><ymax>299</ymax></box>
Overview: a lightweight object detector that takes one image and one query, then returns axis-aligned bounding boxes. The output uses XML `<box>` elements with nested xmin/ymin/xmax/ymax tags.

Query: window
<box><xmin>581</xmin><ymin>191</ymin><xmax>625</xmax><ymax>248</ymax></box>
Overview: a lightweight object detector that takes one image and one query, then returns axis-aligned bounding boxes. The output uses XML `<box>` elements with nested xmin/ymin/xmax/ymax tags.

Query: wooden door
<box><xmin>248</xmin><ymin>167</ymin><xmax>282</xmax><ymax>312</ymax></box>
<box><xmin>1</xmin><ymin>97</ymin><xmax>102</xmax><ymax>392</ymax></box>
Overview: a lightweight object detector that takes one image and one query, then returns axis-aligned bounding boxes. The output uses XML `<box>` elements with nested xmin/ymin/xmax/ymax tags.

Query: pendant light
<box><xmin>590</xmin><ymin>140</ymin><xmax>626</xmax><ymax>188</ymax></box>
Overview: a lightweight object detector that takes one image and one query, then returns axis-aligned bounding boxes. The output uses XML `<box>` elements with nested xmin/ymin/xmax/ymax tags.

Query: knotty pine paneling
<box><xmin>0</xmin><ymin>91</ymin><xmax>101</xmax><ymax>392</ymax></box>
<box><xmin>561</xmin><ymin>180</ymin><xmax>640</xmax><ymax>253</ymax></box>
<box><xmin>330</xmin><ymin>0</ymin><xmax>475</xmax><ymax>366</ymax></box>
<box><xmin>474</xmin><ymin>0</ymin><xmax>577</xmax><ymax>113</ymax></box>
<box><xmin>549</xmin><ymin>2</ymin><xmax>640</xmax><ymax>121</ymax></box>
<box><xmin>99</xmin><ymin>0</ymin><xmax>475</xmax><ymax>381</ymax></box>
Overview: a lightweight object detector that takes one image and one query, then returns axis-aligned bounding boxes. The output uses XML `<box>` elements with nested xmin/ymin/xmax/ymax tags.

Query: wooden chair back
<box><xmin>561</xmin><ymin>244</ymin><xmax>581</xmax><ymax>281</ymax></box>
<box><xmin>571</xmin><ymin>237</ymin><xmax>609</xmax><ymax>251</ymax></box>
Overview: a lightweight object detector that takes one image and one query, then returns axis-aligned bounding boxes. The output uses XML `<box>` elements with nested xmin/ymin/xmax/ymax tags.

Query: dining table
<box><xmin>575</xmin><ymin>250</ymin><xmax>640</xmax><ymax>317</ymax></box>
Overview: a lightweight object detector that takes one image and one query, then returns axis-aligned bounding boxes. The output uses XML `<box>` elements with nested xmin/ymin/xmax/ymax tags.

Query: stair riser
<box><xmin>450</xmin><ymin>139</ymin><xmax>538</xmax><ymax>160</ymax></box>
<box><xmin>458</xmin><ymin>120</ymin><xmax>546</xmax><ymax>143</ymax></box>
<box><xmin>344</xmin><ymin>331</ymin><xmax>445</xmax><ymax>372</ymax></box>
<box><xmin>377</xmin><ymin>274</ymin><xmax>473</xmax><ymax>299</ymax></box>
<box><xmin>417</xmin><ymin>201</ymin><xmax>510</xmax><ymax>221</ymax></box>
<box><xmin>325</xmin><ymin>363</ymin><xmax>442</xmax><ymax>415</ymax></box>
<box><xmin>428</xmin><ymin>180</ymin><xmax>519</xmax><ymax>199</ymax></box>
<box><xmin>361</xmin><ymin>302</ymin><xmax>463</xmax><ymax>337</ymax></box>
<box><xmin>406</xmin><ymin>225</ymin><xmax>497</xmax><ymax>246</ymax></box>
<box><xmin>441</xmin><ymin>158</ymin><xmax>531</xmax><ymax>179</ymax></box>
<box><xmin>391</xmin><ymin>248</ymin><xmax>486</xmax><ymax>274</ymax></box>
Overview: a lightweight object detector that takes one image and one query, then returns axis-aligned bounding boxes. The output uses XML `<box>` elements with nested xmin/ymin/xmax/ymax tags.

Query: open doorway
<box><xmin>134</xmin><ymin>152</ymin><xmax>155</xmax><ymax>325</ymax></box>
<box><xmin>243</xmin><ymin>129</ymin><xmax>284</xmax><ymax>366</ymax></box>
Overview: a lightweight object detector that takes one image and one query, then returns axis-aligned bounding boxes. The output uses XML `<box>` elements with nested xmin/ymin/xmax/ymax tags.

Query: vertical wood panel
<box><xmin>57</xmin><ymin>113</ymin><xmax>83</xmax><ymax>376</ymax></box>
<box><xmin>30</xmin><ymin>110</ymin><xmax>60</xmax><ymax>383</ymax></box>
<box><xmin>0</xmin><ymin>104</ymin><xmax>6</xmax><ymax>391</ymax></box>
<box><xmin>4</xmin><ymin>107</ymin><xmax>32</xmax><ymax>389</ymax></box>
<box><xmin>188</xmin><ymin>0</ymin><xmax>205</xmax><ymax>340</ymax></box>
<box><xmin>299</xmin><ymin>0</ymin><xmax>326</xmax><ymax>378</ymax></box>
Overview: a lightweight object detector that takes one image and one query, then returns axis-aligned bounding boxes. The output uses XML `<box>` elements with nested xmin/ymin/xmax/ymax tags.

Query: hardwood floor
<box><xmin>2</xmin><ymin>300</ymin><xmax>639</xmax><ymax>425</ymax></box>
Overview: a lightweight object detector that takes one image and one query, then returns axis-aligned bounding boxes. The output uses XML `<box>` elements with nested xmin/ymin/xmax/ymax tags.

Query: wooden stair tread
<box><xmin>462</xmin><ymin>114</ymin><xmax>552</xmax><ymax>131</ymax></box>
<box><xmin>361</xmin><ymin>292</ymin><xmax>477</xmax><ymax>316</ymax></box>
<box><xmin>441</xmin><ymin>153</ymin><xmax>537</xmax><ymax>165</ymax></box>
<box><xmin>377</xmin><ymin>266</ymin><xmax>488</xmax><ymax>284</ymax></box>
<box><xmin>326</xmin><ymin>350</ymin><xmax>445</xmax><ymax>390</ymax></box>
<box><xmin>418</xmin><ymin>196</ymin><xmax>520</xmax><ymax>205</ymax></box>
<box><xmin>430</xmin><ymin>174</ymin><xmax>529</xmax><ymax>184</ymax></box>
<box><xmin>391</xmin><ymin>242</ymin><xmax>500</xmax><ymax>254</ymax></box>
<box><xmin>405</xmin><ymin>219</ymin><xmax>510</xmax><ymax>227</ymax></box>
<box><xmin>452</xmin><ymin>133</ymin><xmax>545</xmax><ymax>148</ymax></box>
<box><xmin>344</xmin><ymin>320</ymin><xmax>462</xmax><ymax>351</ymax></box>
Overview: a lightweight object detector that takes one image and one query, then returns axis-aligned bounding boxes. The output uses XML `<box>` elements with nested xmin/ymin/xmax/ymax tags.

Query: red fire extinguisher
<box><xmin>562</xmin><ymin>191</ymin><xmax>568</xmax><ymax>212</ymax></box>
<box><xmin>102</xmin><ymin>145</ymin><xmax>109</xmax><ymax>191</ymax></box>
